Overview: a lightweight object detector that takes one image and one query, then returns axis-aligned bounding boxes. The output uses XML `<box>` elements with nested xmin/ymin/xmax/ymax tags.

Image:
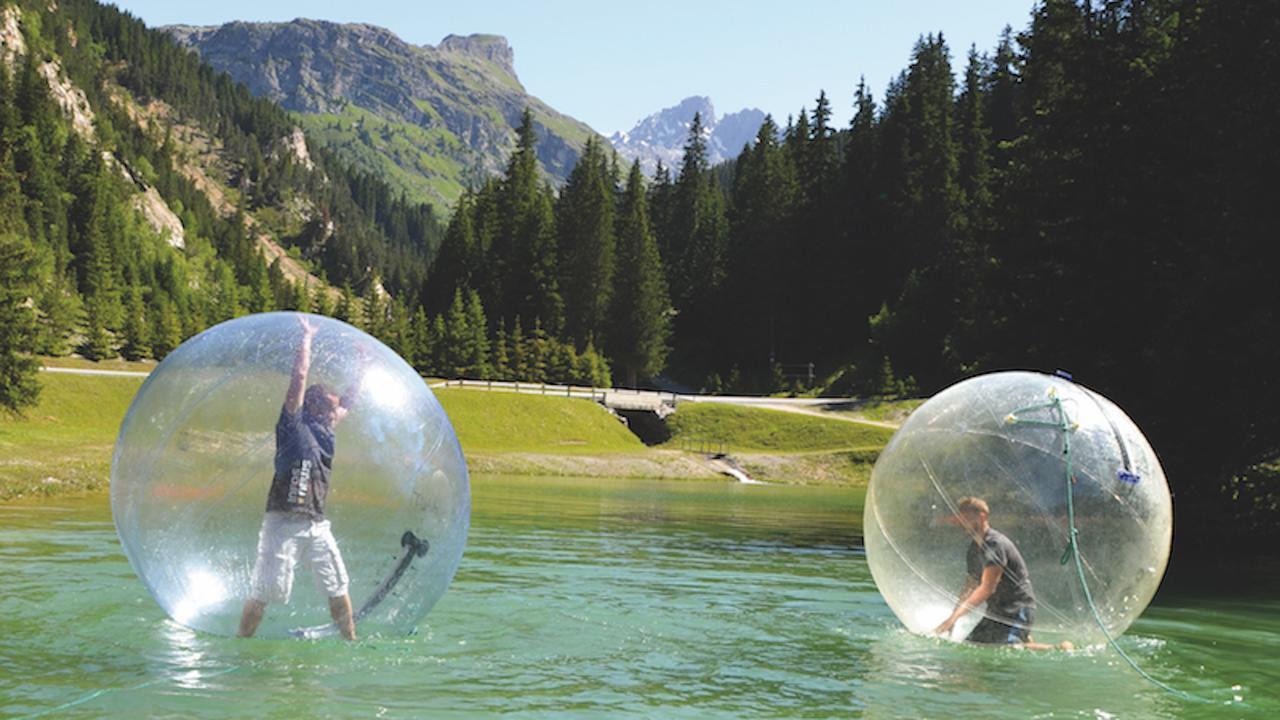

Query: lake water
<box><xmin>2</xmin><ymin>476</ymin><xmax>1277</xmax><ymax>718</ymax></box>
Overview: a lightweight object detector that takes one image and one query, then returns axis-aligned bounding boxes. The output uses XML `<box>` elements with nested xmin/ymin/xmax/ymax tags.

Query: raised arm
<box><xmin>284</xmin><ymin>315</ymin><xmax>317</xmax><ymax>414</ymax></box>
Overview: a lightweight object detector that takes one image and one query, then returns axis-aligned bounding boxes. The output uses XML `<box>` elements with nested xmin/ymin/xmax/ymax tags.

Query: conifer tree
<box><xmin>443</xmin><ymin>289</ymin><xmax>469</xmax><ymax>378</ymax></box>
<box><xmin>428</xmin><ymin>189</ymin><xmax>476</xmax><ymax>315</ymax></box>
<box><xmin>32</xmin><ymin>274</ymin><xmax>82</xmax><ymax>356</ymax></box>
<box><xmin>362</xmin><ymin>285</ymin><xmax>386</xmax><ymax>338</ymax></box>
<box><xmin>526</xmin><ymin>317</ymin><xmax>549</xmax><ymax>382</ymax></box>
<box><xmin>668</xmin><ymin>112</ymin><xmax>710</xmax><ymax>302</ymax></box>
<box><xmin>386</xmin><ymin>296</ymin><xmax>414</xmax><ymax>365</ymax></box>
<box><xmin>120</xmin><ymin>287</ymin><xmax>151</xmax><ymax>361</ymax></box>
<box><xmin>490</xmin><ymin>316</ymin><xmax>511</xmax><ymax>380</ymax></box>
<box><xmin>728</xmin><ymin>116</ymin><xmax>796</xmax><ymax>378</ymax></box>
<box><xmin>0</xmin><ymin>232</ymin><xmax>40</xmax><ymax>413</ymax></box>
<box><xmin>411</xmin><ymin>307</ymin><xmax>433</xmax><ymax>374</ymax></box>
<box><xmin>609</xmin><ymin>161</ymin><xmax>671</xmax><ymax>386</ymax></box>
<box><xmin>509</xmin><ymin>315</ymin><xmax>528</xmax><ymax>380</ymax></box>
<box><xmin>312</xmin><ymin>285</ymin><xmax>334</xmax><ymax>317</ymax></box>
<box><xmin>335</xmin><ymin>283</ymin><xmax>356</xmax><ymax>324</ymax></box>
<box><xmin>463</xmin><ymin>289</ymin><xmax>491</xmax><ymax>378</ymax></box>
<box><xmin>557</xmin><ymin>136</ymin><xmax>616</xmax><ymax>348</ymax></box>
<box><xmin>428</xmin><ymin>315</ymin><xmax>447</xmax><ymax>376</ymax></box>
<box><xmin>513</xmin><ymin>187</ymin><xmax>564</xmax><ymax>335</ymax></box>
<box><xmin>149</xmin><ymin>294</ymin><xmax>182</xmax><ymax>360</ymax></box>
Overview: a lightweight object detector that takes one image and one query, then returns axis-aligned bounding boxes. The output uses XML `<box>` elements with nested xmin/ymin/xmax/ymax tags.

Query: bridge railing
<box><xmin>437</xmin><ymin>378</ymin><xmax>680</xmax><ymax>410</ymax></box>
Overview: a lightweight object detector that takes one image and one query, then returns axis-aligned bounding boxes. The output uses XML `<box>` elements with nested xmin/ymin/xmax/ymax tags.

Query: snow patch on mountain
<box><xmin>609</xmin><ymin>96</ymin><xmax>766</xmax><ymax>175</ymax></box>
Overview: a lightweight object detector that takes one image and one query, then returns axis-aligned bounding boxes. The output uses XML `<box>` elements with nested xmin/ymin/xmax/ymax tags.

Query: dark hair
<box><xmin>303</xmin><ymin>384</ymin><xmax>337</xmax><ymax>420</ymax></box>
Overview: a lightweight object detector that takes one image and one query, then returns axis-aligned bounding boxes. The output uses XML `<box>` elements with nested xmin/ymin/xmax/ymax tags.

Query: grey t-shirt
<box><xmin>266</xmin><ymin>407</ymin><xmax>334</xmax><ymax>520</ymax></box>
<box><xmin>966</xmin><ymin>527</ymin><xmax>1036</xmax><ymax>620</ymax></box>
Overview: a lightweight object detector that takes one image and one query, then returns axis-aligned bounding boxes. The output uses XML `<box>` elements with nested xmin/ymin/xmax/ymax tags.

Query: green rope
<box><xmin>1008</xmin><ymin>391</ymin><xmax>1209</xmax><ymax>704</ymax></box>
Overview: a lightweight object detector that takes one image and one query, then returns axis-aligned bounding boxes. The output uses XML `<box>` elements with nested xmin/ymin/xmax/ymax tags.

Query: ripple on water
<box><xmin>3</xmin><ymin>479</ymin><xmax>1279</xmax><ymax>718</ymax></box>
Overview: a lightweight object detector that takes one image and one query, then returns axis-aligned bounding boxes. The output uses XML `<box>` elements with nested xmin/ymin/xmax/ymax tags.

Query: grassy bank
<box><xmin>658</xmin><ymin>403</ymin><xmax>896</xmax><ymax>484</ymax></box>
<box><xmin>2</xmin><ymin>373</ymin><xmax>899</xmax><ymax>501</ymax></box>
<box><xmin>0</xmin><ymin>372</ymin><xmax>144</xmax><ymax>501</ymax></box>
<box><xmin>662</xmin><ymin>403</ymin><xmax>895</xmax><ymax>452</ymax></box>
<box><xmin>435</xmin><ymin>389</ymin><xmax>643</xmax><ymax>454</ymax></box>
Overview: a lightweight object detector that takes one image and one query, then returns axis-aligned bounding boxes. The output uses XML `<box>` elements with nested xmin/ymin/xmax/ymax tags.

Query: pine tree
<box><xmin>149</xmin><ymin>293</ymin><xmax>182</xmax><ymax>360</ymax></box>
<box><xmin>32</xmin><ymin>274</ymin><xmax>82</xmax><ymax>356</ymax></box>
<box><xmin>509</xmin><ymin>315</ymin><xmax>528</xmax><ymax>380</ymax></box>
<box><xmin>411</xmin><ymin>307</ymin><xmax>433</xmax><ymax>374</ymax></box>
<box><xmin>463</xmin><ymin>289</ymin><xmax>491</xmax><ymax>378</ymax></box>
<box><xmin>335</xmin><ymin>283</ymin><xmax>356</xmax><ymax>324</ymax></box>
<box><xmin>312</xmin><ymin>285</ymin><xmax>335</xmax><ymax>317</ymax></box>
<box><xmin>668</xmin><ymin>112</ymin><xmax>710</xmax><ymax>303</ymax></box>
<box><xmin>443</xmin><ymin>289</ymin><xmax>469</xmax><ymax>378</ymax></box>
<box><xmin>728</xmin><ymin>115</ymin><xmax>797</xmax><ymax>379</ymax></box>
<box><xmin>120</xmin><ymin>287</ymin><xmax>151</xmax><ymax>361</ymax></box>
<box><xmin>490</xmin><ymin>316</ymin><xmax>511</xmax><ymax>380</ymax></box>
<box><xmin>362</xmin><ymin>285</ymin><xmax>386</xmax><ymax>338</ymax></box>
<box><xmin>428</xmin><ymin>315</ymin><xmax>447</xmax><ymax>377</ymax></box>
<box><xmin>386</xmin><ymin>296</ymin><xmax>413</xmax><ymax>365</ymax></box>
<box><xmin>0</xmin><ymin>232</ymin><xmax>40</xmax><ymax>413</ymax></box>
<box><xmin>527</xmin><ymin>317</ymin><xmax>549</xmax><ymax>383</ymax></box>
<box><xmin>428</xmin><ymin>189</ymin><xmax>476</xmax><ymax>315</ymax></box>
<box><xmin>556</xmin><ymin>136</ymin><xmax>616</xmax><ymax>348</ymax></box>
<box><xmin>608</xmin><ymin>161</ymin><xmax>671</xmax><ymax>386</ymax></box>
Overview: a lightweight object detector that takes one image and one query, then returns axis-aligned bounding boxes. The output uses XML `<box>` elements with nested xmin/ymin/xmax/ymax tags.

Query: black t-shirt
<box><xmin>966</xmin><ymin>527</ymin><xmax>1036</xmax><ymax>620</ymax></box>
<box><xmin>266</xmin><ymin>407</ymin><xmax>334</xmax><ymax>520</ymax></box>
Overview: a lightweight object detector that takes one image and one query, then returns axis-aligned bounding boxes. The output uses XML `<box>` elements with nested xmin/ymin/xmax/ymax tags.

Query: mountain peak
<box><xmin>609</xmin><ymin>96</ymin><xmax>765</xmax><ymax>175</ymax></box>
<box><xmin>162</xmin><ymin>19</ymin><xmax>597</xmax><ymax>211</ymax></box>
<box><xmin>438</xmin><ymin>33</ymin><xmax>515</xmax><ymax>77</ymax></box>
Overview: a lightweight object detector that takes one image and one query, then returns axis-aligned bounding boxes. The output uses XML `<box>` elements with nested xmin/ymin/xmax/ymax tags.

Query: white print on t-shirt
<box><xmin>287</xmin><ymin>459</ymin><xmax>312</xmax><ymax>506</ymax></box>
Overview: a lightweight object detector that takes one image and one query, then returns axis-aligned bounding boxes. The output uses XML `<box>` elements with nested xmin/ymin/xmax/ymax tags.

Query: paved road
<box><xmin>41</xmin><ymin>368</ymin><xmax>901</xmax><ymax>427</ymax></box>
<box><xmin>40</xmin><ymin>366</ymin><xmax>151</xmax><ymax>378</ymax></box>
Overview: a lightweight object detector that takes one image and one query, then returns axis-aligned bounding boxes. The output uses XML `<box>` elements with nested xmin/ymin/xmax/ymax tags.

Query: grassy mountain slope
<box><xmin>165</xmin><ymin>20</ymin><xmax>602</xmax><ymax>212</ymax></box>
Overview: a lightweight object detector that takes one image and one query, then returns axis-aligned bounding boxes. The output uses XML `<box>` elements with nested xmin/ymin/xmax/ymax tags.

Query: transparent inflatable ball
<box><xmin>112</xmin><ymin>312</ymin><xmax>469</xmax><ymax>638</ymax></box>
<box><xmin>864</xmin><ymin>371</ymin><xmax>1172</xmax><ymax>645</ymax></box>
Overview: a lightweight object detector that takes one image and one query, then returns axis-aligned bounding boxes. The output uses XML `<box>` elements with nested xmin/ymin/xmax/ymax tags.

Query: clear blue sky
<box><xmin>110</xmin><ymin>0</ymin><xmax>1038</xmax><ymax>135</ymax></box>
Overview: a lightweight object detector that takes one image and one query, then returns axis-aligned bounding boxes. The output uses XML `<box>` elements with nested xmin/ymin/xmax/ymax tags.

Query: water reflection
<box><xmin>3</xmin><ymin>482</ymin><xmax>1279</xmax><ymax>719</ymax></box>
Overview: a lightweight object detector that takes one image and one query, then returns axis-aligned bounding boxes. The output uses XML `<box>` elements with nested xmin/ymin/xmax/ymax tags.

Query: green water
<box><xmin>2</xmin><ymin>476</ymin><xmax>1276</xmax><ymax>718</ymax></box>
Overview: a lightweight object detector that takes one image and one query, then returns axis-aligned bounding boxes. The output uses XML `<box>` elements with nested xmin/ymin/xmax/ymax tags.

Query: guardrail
<box><xmin>437</xmin><ymin>379</ymin><xmax>680</xmax><ymax>414</ymax></box>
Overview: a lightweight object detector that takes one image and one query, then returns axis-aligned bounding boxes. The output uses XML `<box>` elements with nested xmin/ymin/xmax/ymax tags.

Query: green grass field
<box><xmin>661</xmin><ymin>403</ymin><xmax>896</xmax><ymax>453</ymax></box>
<box><xmin>0</xmin><ymin>373</ymin><xmax>144</xmax><ymax>501</ymax></box>
<box><xmin>2</xmin><ymin>374</ymin><xmax>896</xmax><ymax>501</ymax></box>
<box><xmin>435</xmin><ymin>389</ymin><xmax>644</xmax><ymax>454</ymax></box>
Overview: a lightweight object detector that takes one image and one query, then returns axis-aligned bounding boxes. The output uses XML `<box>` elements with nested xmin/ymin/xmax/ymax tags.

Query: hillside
<box><xmin>0</xmin><ymin>0</ymin><xmax>443</xmax><ymax>370</ymax></box>
<box><xmin>165</xmin><ymin>20</ymin><xmax>602</xmax><ymax>211</ymax></box>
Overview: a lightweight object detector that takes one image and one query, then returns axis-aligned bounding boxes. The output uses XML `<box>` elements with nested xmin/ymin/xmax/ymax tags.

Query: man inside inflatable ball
<box><xmin>933</xmin><ymin>496</ymin><xmax>1072</xmax><ymax>651</ymax></box>
<box><xmin>238</xmin><ymin>315</ymin><xmax>359</xmax><ymax>640</ymax></box>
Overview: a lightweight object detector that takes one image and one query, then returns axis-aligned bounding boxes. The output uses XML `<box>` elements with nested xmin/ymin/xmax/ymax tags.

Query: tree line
<box><xmin>1</xmin><ymin>0</ymin><xmax>1276</xmax><ymax>548</ymax></box>
<box><xmin>425</xmin><ymin>0</ymin><xmax>1280</xmax><ymax>549</ymax></box>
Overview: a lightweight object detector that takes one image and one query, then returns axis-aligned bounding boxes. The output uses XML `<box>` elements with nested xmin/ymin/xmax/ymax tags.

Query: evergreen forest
<box><xmin>1</xmin><ymin>0</ymin><xmax>1277</xmax><ymax>551</ymax></box>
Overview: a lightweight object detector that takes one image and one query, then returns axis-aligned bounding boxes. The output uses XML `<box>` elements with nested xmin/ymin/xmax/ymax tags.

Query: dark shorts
<box><xmin>967</xmin><ymin>607</ymin><xmax>1034</xmax><ymax>644</ymax></box>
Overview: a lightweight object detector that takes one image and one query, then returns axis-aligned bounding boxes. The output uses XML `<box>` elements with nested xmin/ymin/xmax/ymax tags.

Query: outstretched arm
<box><xmin>934</xmin><ymin>565</ymin><xmax>1003</xmax><ymax>635</ymax></box>
<box><xmin>284</xmin><ymin>316</ymin><xmax>317</xmax><ymax>414</ymax></box>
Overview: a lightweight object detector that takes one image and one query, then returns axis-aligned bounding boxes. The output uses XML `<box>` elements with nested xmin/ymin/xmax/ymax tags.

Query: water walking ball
<box><xmin>864</xmin><ymin>371</ymin><xmax>1172</xmax><ymax>645</ymax></box>
<box><xmin>111</xmin><ymin>312</ymin><xmax>469</xmax><ymax>638</ymax></box>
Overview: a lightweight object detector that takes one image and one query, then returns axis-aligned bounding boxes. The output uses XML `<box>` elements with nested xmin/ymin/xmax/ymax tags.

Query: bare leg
<box><xmin>239</xmin><ymin>599</ymin><xmax>267</xmax><ymax>638</ymax></box>
<box><xmin>1019</xmin><ymin>637</ymin><xmax>1074</xmax><ymax>651</ymax></box>
<box><xmin>328</xmin><ymin>594</ymin><xmax>356</xmax><ymax>640</ymax></box>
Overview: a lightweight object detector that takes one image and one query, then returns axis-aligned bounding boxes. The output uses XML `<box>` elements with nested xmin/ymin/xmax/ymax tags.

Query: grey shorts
<box><xmin>250</xmin><ymin>511</ymin><xmax>350</xmax><ymax>603</ymax></box>
<box><xmin>967</xmin><ymin>607</ymin><xmax>1035</xmax><ymax>644</ymax></box>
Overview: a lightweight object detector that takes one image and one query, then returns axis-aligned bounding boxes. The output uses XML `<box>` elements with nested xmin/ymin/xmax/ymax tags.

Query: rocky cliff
<box><xmin>166</xmin><ymin>20</ymin><xmax>601</xmax><ymax>211</ymax></box>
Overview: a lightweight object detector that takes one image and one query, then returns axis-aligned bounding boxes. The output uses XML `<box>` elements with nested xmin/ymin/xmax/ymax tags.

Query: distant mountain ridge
<box><xmin>165</xmin><ymin>19</ymin><xmax>601</xmax><ymax>211</ymax></box>
<box><xmin>609</xmin><ymin>96</ymin><xmax>766</xmax><ymax>174</ymax></box>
